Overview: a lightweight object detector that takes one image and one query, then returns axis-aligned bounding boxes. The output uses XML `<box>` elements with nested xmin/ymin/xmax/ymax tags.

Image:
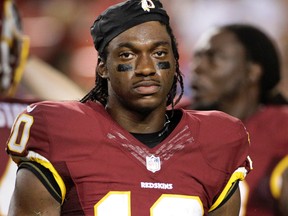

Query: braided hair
<box><xmin>80</xmin><ymin>21</ymin><xmax>184</xmax><ymax>110</ymax></box>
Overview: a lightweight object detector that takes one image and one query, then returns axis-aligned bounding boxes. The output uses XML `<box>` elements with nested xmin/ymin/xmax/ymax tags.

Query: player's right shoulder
<box><xmin>23</xmin><ymin>101</ymin><xmax>106</xmax><ymax>125</ymax></box>
<box><xmin>24</xmin><ymin>100</ymin><xmax>84</xmax><ymax>115</ymax></box>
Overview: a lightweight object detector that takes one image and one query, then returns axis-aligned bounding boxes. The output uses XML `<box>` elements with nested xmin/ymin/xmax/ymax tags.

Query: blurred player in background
<box><xmin>188</xmin><ymin>23</ymin><xmax>288</xmax><ymax>216</ymax></box>
<box><xmin>0</xmin><ymin>0</ymin><xmax>85</xmax><ymax>215</ymax></box>
<box><xmin>0</xmin><ymin>1</ymin><xmax>33</xmax><ymax>214</ymax></box>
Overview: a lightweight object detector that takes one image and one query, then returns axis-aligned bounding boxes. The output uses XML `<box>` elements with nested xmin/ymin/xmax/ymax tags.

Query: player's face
<box><xmin>101</xmin><ymin>21</ymin><xmax>175</xmax><ymax>112</ymax></box>
<box><xmin>190</xmin><ymin>29</ymin><xmax>251</xmax><ymax>108</ymax></box>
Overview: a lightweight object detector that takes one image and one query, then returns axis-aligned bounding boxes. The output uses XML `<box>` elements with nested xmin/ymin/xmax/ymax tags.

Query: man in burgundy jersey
<box><xmin>0</xmin><ymin>1</ymin><xmax>32</xmax><ymax>214</ymax></box>
<box><xmin>6</xmin><ymin>1</ymin><xmax>252</xmax><ymax>215</ymax></box>
<box><xmin>0</xmin><ymin>1</ymin><xmax>85</xmax><ymax>215</ymax></box>
<box><xmin>187</xmin><ymin>24</ymin><xmax>288</xmax><ymax>215</ymax></box>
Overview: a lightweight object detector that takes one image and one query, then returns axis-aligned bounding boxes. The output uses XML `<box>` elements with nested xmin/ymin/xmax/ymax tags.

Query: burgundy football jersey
<box><xmin>6</xmin><ymin>101</ymin><xmax>252</xmax><ymax>216</ymax></box>
<box><xmin>0</xmin><ymin>97</ymin><xmax>37</xmax><ymax>215</ymax></box>
<box><xmin>239</xmin><ymin>106</ymin><xmax>288</xmax><ymax>216</ymax></box>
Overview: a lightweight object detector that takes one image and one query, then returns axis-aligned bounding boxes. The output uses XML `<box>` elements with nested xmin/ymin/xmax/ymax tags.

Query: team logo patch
<box><xmin>146</xmin><ymin>155</ymin><xmax>161</xmax><ymax>173</ymax></box>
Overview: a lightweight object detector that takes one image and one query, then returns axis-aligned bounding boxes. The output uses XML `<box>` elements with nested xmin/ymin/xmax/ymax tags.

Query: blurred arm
<box><xmin>22</xmin><ymin>56</ymin><xmax>86</xmax><ymax>100</ymax></box>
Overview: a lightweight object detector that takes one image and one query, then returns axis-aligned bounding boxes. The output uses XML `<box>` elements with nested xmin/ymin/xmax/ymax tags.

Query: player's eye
<box><xmin>153</xmin><ymin>50</ymin><xmax>167</xmax><ymax>58</ymax></box>
<box><xmin>119</xmin><ymin>52</ymin><xmax>134</xmax><ymax>60</ymax></box>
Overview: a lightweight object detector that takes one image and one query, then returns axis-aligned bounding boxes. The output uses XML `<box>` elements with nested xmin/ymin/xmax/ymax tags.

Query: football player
<box><xmin>0</xmin><ymin>1</ymin><xmax>85</xmax><ymax>215</ymax></box>
<box><xmin>6</xmin><ymin>0</ymin><xmax>252</xmax><ymax>215</ymax></box>
<box><xmin>0</xmin><ymin>1</ymin><xmax>32</xmax><ymax>214</ymax></box>
<box><xmin>189</xmin><ymin>24</ymin><xmax>288</xmax><ymax>216</ymax></box>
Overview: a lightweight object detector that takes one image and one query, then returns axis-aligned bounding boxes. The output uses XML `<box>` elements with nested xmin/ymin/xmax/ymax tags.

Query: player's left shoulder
<box><xmin>265</xmin><ymin>105</ymin><xmax>288</xmax><ymax>118</ymax></box>
<box><xmin>183</xmin><ymin>109</ymin><xmax>248</xmax><ymax>148</ymax></box>
<box><xmin>186</xmin><ymin>109</ymin><xmax>245</xmax><ymax>132</ymax></box>
<box><xmin>184</xmin><ymin>109</ymin><xmax>249</xmax><ymax>170</ymax></box>
<box><xmin>253</xmin><ymin>105</ymin><xmax>288</xmax><ymax>128</ymax></box>
<box><xmin>206</xmin><ymin>109</ymin><xmax>241</xmax><ymax>123</ymax></box>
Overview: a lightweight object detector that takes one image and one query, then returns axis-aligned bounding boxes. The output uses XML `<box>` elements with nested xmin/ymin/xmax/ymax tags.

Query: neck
<box><xmin>218</xmin><ymin>86</ymin><xmax>260</xmax><ymax>120</ymax></box>
<box><xmin>105</xmin><ymin>105</ymin><xmax>167</xmax><ymax>134</ymax></box>
<box><xmin>219</xmin><ymin>99</ymin><xmax>259</xmax><ymax>120</ymax></box>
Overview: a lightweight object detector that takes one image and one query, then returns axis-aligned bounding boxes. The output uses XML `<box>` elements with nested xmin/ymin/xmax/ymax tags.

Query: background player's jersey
<box><xmin>240</xmin><ymin>106</ymin><xmax>288</xmax><ymax>216</ymax></box>
<box><xmin>6</xmin><ymin>101</ymin><xmax>252</xmax><ymax>216</ymax></box>
<box><xmin>0</xmin><ymin>97</ymin><xmax>36</xmax><ymax>215</ymax></box>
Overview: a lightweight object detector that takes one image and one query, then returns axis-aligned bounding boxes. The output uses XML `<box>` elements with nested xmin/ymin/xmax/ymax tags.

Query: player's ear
<box><xmin>97</xmin><ymin>57</ymin><xmax>108</xmax><ymax>79</ymax></box>
<box><xmin>248</xmin><ymin>62</ymin><xmax>262</xmax><ymax>83</ymax></box>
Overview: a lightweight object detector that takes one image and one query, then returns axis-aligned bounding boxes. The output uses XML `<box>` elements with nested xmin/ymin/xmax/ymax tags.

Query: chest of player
<box><xmin>58</xmin><ymin>128</ymin><xmax>225</xmax><ymax>215</ymax></box>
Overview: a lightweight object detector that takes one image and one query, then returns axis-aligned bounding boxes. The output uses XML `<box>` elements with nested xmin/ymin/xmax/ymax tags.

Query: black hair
<box><xmin>80</xmin><ymin>21</ymin><xmax>184</xmax><ymax>110</ymax></box>
<box><xmin>221</xmin><ymin>24</ymin><xmax>281</xmax><ymax>104</ymax></box>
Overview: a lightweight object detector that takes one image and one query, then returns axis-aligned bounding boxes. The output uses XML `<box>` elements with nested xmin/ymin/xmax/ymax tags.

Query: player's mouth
<box><xmin>133</xmin><ymin>81</ymin><xmax>160</xmax><ymax>95</ymax></box>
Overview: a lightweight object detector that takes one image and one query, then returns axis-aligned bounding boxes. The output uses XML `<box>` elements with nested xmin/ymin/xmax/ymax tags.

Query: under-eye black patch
<box><xmin>117</xmin><ymin>64</ymin><xmax>133</xmax><ymax>72</ymax></box>
<box><xmin>157</xmin><ymin>61</ymin><xmax>170</xmax><ymax>70</ymax></box>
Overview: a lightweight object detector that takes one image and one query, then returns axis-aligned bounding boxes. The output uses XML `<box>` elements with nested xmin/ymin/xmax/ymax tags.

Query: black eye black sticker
<box><xmin>157</xmin><ymin>61</ymin><xmax>170</xmax><ymax>70</ymax></box>
<box><xmin>117</xmin><ymin>64</ymin><xmax>133</xmax><ymax>72</ymax></box>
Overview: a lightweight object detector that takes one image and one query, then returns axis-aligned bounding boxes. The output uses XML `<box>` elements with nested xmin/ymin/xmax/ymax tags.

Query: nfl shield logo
<box><xmin>146</xmin><ymin>155</ymin><xmax>161</xmax><ymax>173</ymax></box>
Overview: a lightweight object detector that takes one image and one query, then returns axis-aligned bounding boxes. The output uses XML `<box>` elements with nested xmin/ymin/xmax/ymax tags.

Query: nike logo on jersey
<box><xmin>26</xmin><ymin>105</ymin><xmax>37</xmax><ymax>113</ymax></box>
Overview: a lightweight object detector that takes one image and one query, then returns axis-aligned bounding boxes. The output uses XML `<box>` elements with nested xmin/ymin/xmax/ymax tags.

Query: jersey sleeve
<box><xmin>195</xmin><ymin>110</ymin><xmax>253</xmax><ymax>211</ymax></box>
<box><xmin>6</xmin><ymin>101</ymin><xmax>67</xmax><ymax>204</ymax></box>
